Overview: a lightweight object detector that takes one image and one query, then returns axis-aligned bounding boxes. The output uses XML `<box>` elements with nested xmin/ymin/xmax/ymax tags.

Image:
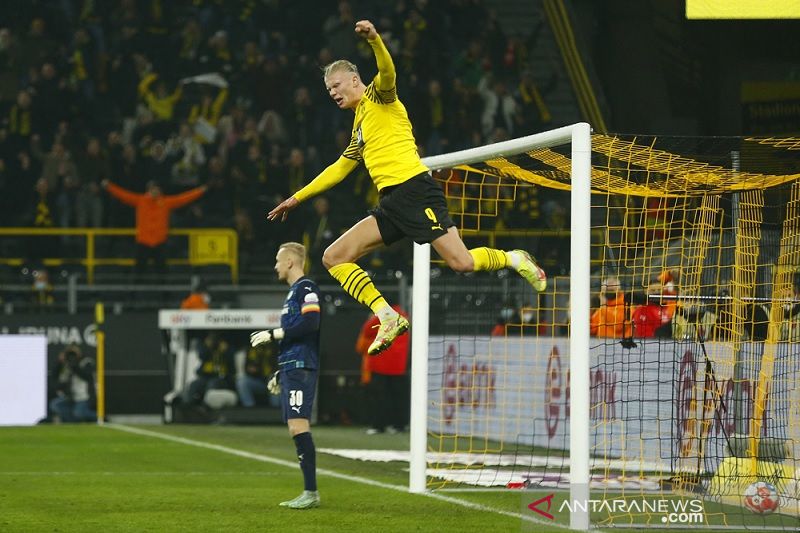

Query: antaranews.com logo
<box><xmin>527</xmin><ymin>494</ymin><xmax>705</xmax><ymax>524</ymax></box>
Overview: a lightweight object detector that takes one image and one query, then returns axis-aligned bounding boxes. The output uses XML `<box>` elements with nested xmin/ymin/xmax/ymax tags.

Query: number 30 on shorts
<box><xmin>289</xmin><ymin>390</ymin><xmax>304</xmax><ymax>407</ymax></box>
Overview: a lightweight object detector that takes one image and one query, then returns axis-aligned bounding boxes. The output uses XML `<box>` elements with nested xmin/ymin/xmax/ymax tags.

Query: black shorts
<box><xmin>280</xmin><ymin>368</ymin><xmax>317</xmax><ymax>422</ymax></box>
<box><xmin>368</xmin><ymin>172</ymin><xmax>455</xmax><ymax>245</ymax></box>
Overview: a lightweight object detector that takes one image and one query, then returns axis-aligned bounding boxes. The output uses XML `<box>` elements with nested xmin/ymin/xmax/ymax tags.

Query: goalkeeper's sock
<box><xmin>293</xmin><ymin>432</ymin><xmax>317</xmax><ymax>491</ymax></box>
<box><xmin>468</xmin><ymin>247</ymin><xmax>513</xmax><ymax>271</ymax></box>
<box><xmin>328</xmin><ymin>263</ymin><xmax>389</xmax><ymax>315</ymax></box>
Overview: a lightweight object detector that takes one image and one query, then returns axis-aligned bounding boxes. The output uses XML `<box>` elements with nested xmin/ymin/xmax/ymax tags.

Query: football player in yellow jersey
<box><xmin>268</xmin><ymin>20</ymin><xmax>546</xmax><ymax>355</ymax></box>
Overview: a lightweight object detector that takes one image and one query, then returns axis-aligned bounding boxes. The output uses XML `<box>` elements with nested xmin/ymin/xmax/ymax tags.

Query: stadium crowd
<box><xmin>0</xmin><ymin>0</ymin><xmax>556</xmax><ymax>278</ymax></box>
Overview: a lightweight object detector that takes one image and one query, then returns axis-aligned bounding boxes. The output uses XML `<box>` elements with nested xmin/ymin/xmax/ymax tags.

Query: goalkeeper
<box><xmin>250</xmin><ymin>242</ymin><xmax>321</xmax><ymax>510</ymax></box>
<box><xmin>268</xmin><ymin>19</ymin><xmax>547</xmax><ymax>356</ymax></box>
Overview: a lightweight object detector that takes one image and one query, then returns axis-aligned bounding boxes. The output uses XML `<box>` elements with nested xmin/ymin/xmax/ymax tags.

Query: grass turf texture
<box><xmin>0</xmin><ymin>424</ymin><xmax>793</xmax><ymax>532</ymax></box>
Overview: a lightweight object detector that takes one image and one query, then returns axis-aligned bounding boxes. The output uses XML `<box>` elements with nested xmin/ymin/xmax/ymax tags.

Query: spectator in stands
<box><xmin>75</xmin><ymin>137</ymin><xmax>109</xmax><ymax>228</ymax></box>
<box><xmin>490</xmin><ymin>304</ymin><xmax>519</xmax><ymax>336</ymax></box>
<box><xmin>182</xmin><ymin>332</ymin><xmax>236</xmax><ymax>406</ymax></box>
<box><xmin>27</xmin><ymin>177</ymin><xmax>59</xmax><ymax>265</ymax></box>
<box><xmin>102</xmin><ymin>179</ymin><xmax>207</xmax><ymax>283</ymax></box>
<box><xmin>672</xmin><ymin>298</ymin><xmax>717</xmax><ymax>342</ymax></box>
<box><xmin>237</xmin><ymin>344</ymin><xmax>280</xmax><ymax>408</ymax></box>
<box><xmin>513</xmin><ymin>67</ymin><xmax>553</xmax><ymax>135</ymax></box>
<box><xmin>137</xmin><ymin>73</ymin><xmax>183</xmax><ymax>134</ymax></box>
<box><xmin>179</xmin><ymin>278</ymin><xmax>210</xmax><ymax>359</ymax></box>
<box><xmin>287</xmin><ymin>87</ymin><xmax>318</xmax><ymax>149</ymax></box>
<box><xmin>630</xmin><ymin>270</ymin><xmax>679</xmax><ymax>338</ymax></box>
<box><xmin>166</xmin><ymin>122</ymin><xmax>206</xmax><ymax>190</ymax></box>
<box><xmin>448</xmin><ymin>77</ymin><xmax>483</xmax><ymax>150</ymax></box>
<box><xmin>180</xmin><ymin>280</ymin><xmax>210</xmax><ymax>310</ymax></box>
<box><xmin>38</xmin><ymin>140</ymin><xmax>78</xmax><ymax>228</ymax></box>
<box><xmin>744</xmin><ymin>271</ymin><xmax>800</xmax><ymax>342</ymax></box>
<box><xmin>590</xmin><ymin>275</ymin><xmax>631</xmax><ymax>338</ymax></box>
<box><xmin>49</xmin><ymin>345</ymin><xmax>96</xmax><ymax>423</ymax></box>
<box><xmin>477</xmin><ymin>73</ymin><xmax>518</xmax><ymax>139</ymax></box>
<box><xmin>412</xmin><ymin>79</ymin><xmax>449</xmax><ymax>156</ymax></box>
<box><xmin>4</xmin><ymin>149</ymin><xmax>39</xmax><ymax>226</ymax></box>
<box><xmin>657</xmin><ymin>269</ymin><xmax>679</xmax><ymax>322</ymax></box>
<box><xmin>355</xmin><ymin>305</ymin><xmax>409</xmax><ymax>434</ymax></box>
<box><xmin>492</xmin><ymin>305</ymin><xmax>540</xmax><ymax>336</ymax></box>
<box><xmin>31</xmin><ymin>267</ymin><xmax>54</xmax><ymax>311</ymax></box>
<box><xmin>453</xmin><ymin>40</ymin><xmax>485</xmax><ymax>90</ymax></box>
<box><xmin>138</xmin><ymin>141</ymin><xmax>175</xmax><ymax>190</ymax></box>
<box><xmin>304</xmin><ymin>196</ymin><xmax>336</xmax><ymax>276</ymax></box>
<box><xmin>631</xmin><ymin>281</ymin><xmax>671</xmax><ymax>338</ymax></box>
<box><xmin>323</xmin><ymin>1</ymin><xmax>358</xmax><ymax>59</ymax></box>
<box><xmin>197</xmin><ymin>156</ymin><xmax>234</xmax><ymax>227</ymax></box>
<box><xmin>6</xmin><ymin>90</ymin><xmax>34</xmax><ymax>152</ymax></box>
<box><xmin>187</xmin><ymin>84</ymin><xmax>228</xmax><ymax>144</ymax></box>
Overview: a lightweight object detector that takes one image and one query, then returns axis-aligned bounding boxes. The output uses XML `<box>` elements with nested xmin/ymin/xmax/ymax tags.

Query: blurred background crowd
<box><xmin>0</xmin><ymin>0</ymin><xmax>557</xmax><ymax>279</ymax></box>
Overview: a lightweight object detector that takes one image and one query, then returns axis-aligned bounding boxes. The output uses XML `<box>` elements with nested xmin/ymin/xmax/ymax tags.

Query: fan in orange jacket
<box><xmin>103</xmin><ymin>179</ymin><xmax>206</xmax><ymax>279</ymax></box>
<box><xmin>590</xmin><ymin>276</ymin><xmax>632</xmax><ymax>338</ymax></box>
<box><xmin>104</xmin><ymin>179</ymin><xmax>206</xmax><ymax>247</ymax></box>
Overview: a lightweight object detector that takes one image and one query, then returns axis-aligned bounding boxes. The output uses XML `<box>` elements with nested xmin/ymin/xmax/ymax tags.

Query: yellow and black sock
<box><xmin>328</xmin><ymin>263</ymin><xmax>388</xmax><ymax>314</ymax></box>
<box><xmin>468</xmin><ymin>247</ymin><xmax>512</xmax><ymax>271</ymax></box>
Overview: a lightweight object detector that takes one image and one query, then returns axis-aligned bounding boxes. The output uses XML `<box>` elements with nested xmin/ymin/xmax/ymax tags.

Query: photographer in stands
<box><xmin>49</xmin><ymin>345</ymin><xmax>97</xmax><ymax>423</ymax></box>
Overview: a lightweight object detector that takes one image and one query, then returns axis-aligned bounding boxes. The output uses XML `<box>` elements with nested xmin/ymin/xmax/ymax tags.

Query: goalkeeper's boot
<box><xmin>280</xmin><ymin>490</ymin><xmax>320</xmax><ymax>509</ymax></box>
<box><xmin>512</xmin><ymin>250</ymin><xmax>547</xmax><ymax>292</ymax></box>
<box><xmin>368</xmin><ymin>314</ymin><xmax>410</xmax><ymax>356</ymax></box>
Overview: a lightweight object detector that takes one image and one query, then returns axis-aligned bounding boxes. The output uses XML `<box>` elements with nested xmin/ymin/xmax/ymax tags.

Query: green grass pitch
<box><xmin>0</xmin><ymin>424</ymin><xmax>788</xmax><ymax>532</ymax></box>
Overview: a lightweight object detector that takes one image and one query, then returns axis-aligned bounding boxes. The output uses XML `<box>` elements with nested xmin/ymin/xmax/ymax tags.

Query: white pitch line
<box><xmin>0</xmin><ymin>471</ymin><xmax>290</xmax><ymax>476</ymax></box>
<box><xmin>106</xmin><ymin>424</ymin><xmax>580</xmax><ymax>531</ymax></box>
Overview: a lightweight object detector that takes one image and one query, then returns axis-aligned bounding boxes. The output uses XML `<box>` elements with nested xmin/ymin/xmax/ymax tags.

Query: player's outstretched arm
<box><xmin>267</xmin><ymin>156</ymin><xmax>358</xmax><ymax>222</ymax></box>
<box><xmin>355</xmin><ymin>20</ymin><xmax>395</xmax><ymax>92</ymax></box>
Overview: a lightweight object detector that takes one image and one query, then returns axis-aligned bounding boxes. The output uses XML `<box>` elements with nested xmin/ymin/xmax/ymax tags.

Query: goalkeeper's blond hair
<box><xmin>279</xmin><ymin>242</ymin><xmax>306</xmax><ymax>269</ymax></box>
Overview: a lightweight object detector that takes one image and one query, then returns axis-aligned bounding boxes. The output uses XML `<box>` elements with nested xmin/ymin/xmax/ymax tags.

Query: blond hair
<box><xmin>279</xmin><ymin>242</ymin><xmax>306</xmax><ymax>268</ymax></box>
<box><xmin>323</xmin><ymin>59</ymin><xmax>359</xmax><ymax>80</ymax></box>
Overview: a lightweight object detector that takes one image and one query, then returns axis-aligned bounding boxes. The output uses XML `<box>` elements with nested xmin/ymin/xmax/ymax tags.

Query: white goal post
<box><xmin>410</xmin><ymin>123</ymin><xmax>592</xmax><ymax>530</ymax></box>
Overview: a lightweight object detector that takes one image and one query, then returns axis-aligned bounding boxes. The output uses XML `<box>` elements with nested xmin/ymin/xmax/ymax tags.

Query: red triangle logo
<box><xmin>528</xmin><ymin>493</ymin><xmax>555</xmax><ymax>520</ymax></box>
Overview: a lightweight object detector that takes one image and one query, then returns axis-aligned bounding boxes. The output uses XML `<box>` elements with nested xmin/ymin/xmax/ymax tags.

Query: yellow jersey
<box><xmin>342</xmin><ymin>80</ymin><xmax>428</xmax><ymax>190</ymax></box>
<box><xmin>293</xmin><ymin>35</ymin><xmax>428</xmax><ymax>203</ymax></box>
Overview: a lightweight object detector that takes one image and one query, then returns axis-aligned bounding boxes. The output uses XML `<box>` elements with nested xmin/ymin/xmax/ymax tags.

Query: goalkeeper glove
<box><xmin>267</xmin><ymin>371</ymin><xmax>280</xmax><ymax>395</ymax></box>
<box><xmin>250</xmin><ymin>328</ymin><xmax>284</xmax><ymax>347</ymax></box>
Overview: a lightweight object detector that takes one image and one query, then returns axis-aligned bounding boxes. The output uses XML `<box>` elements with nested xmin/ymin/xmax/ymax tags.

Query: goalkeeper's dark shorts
<box><xmin>280</xmin><ymin>368</ymin><xmax>317</xmax><ymax>422</ymax></box>
<box><xmin>369</xmin><ymin>171</ymin><xmax>455</xmax><ymax>245</ymax></box>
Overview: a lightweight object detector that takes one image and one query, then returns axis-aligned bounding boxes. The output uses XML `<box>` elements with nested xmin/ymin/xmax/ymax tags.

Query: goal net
<box><xmin>410</xmin><ymin>126</ymin><xmax>800</xmax><ymax>530</ymax></box>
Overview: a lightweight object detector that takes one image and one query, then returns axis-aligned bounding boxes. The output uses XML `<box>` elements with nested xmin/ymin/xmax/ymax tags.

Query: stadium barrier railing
<box><xmin>0</xmin><ymin>227</ymin><xmax>238</xmax><ymax>283</ymax></box>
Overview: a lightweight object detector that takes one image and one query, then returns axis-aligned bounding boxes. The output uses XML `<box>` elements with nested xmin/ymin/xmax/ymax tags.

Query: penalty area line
<box><xmin>107</xmin><ymin>424</ymin><xmax>572</xmax><ymax>530</ymax></box>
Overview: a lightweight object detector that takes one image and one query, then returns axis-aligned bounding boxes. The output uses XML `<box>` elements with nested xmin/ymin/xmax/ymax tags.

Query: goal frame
<box><xmin>409</xmin><ymin>123</ymin><xmax>592</xmax><ymax>531</ymax></box>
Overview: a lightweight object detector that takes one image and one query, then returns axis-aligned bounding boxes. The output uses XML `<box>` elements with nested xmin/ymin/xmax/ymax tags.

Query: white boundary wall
<box><xmin>426</xmin><ymin>336</ymin><xmax>800</xmax><ymax>479</ymax></box>
<box><xmin>0</xmin><ymin>335</ymin><xmax>47</xmax><ymax>425</ymax></box>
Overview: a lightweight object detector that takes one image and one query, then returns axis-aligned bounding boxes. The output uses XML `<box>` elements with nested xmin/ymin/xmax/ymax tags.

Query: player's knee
<box><xmin>321</xmin><ymin>247</ymin><xmax>338</xmax><ymax>269</ymax></box>
<box><xmin>322</xmin><ymin>245</ymin><xmax>350</xmax><ymax>269</ymax></box>
<box><xmin>288</xmin><ymin>420</ymin><xmax>309</xmax><ymax>437</ymax></box>
<box><xmin>448</xmin><ymin>254</ymin><xmax>474</xmax><ymax>273</ymax></box>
